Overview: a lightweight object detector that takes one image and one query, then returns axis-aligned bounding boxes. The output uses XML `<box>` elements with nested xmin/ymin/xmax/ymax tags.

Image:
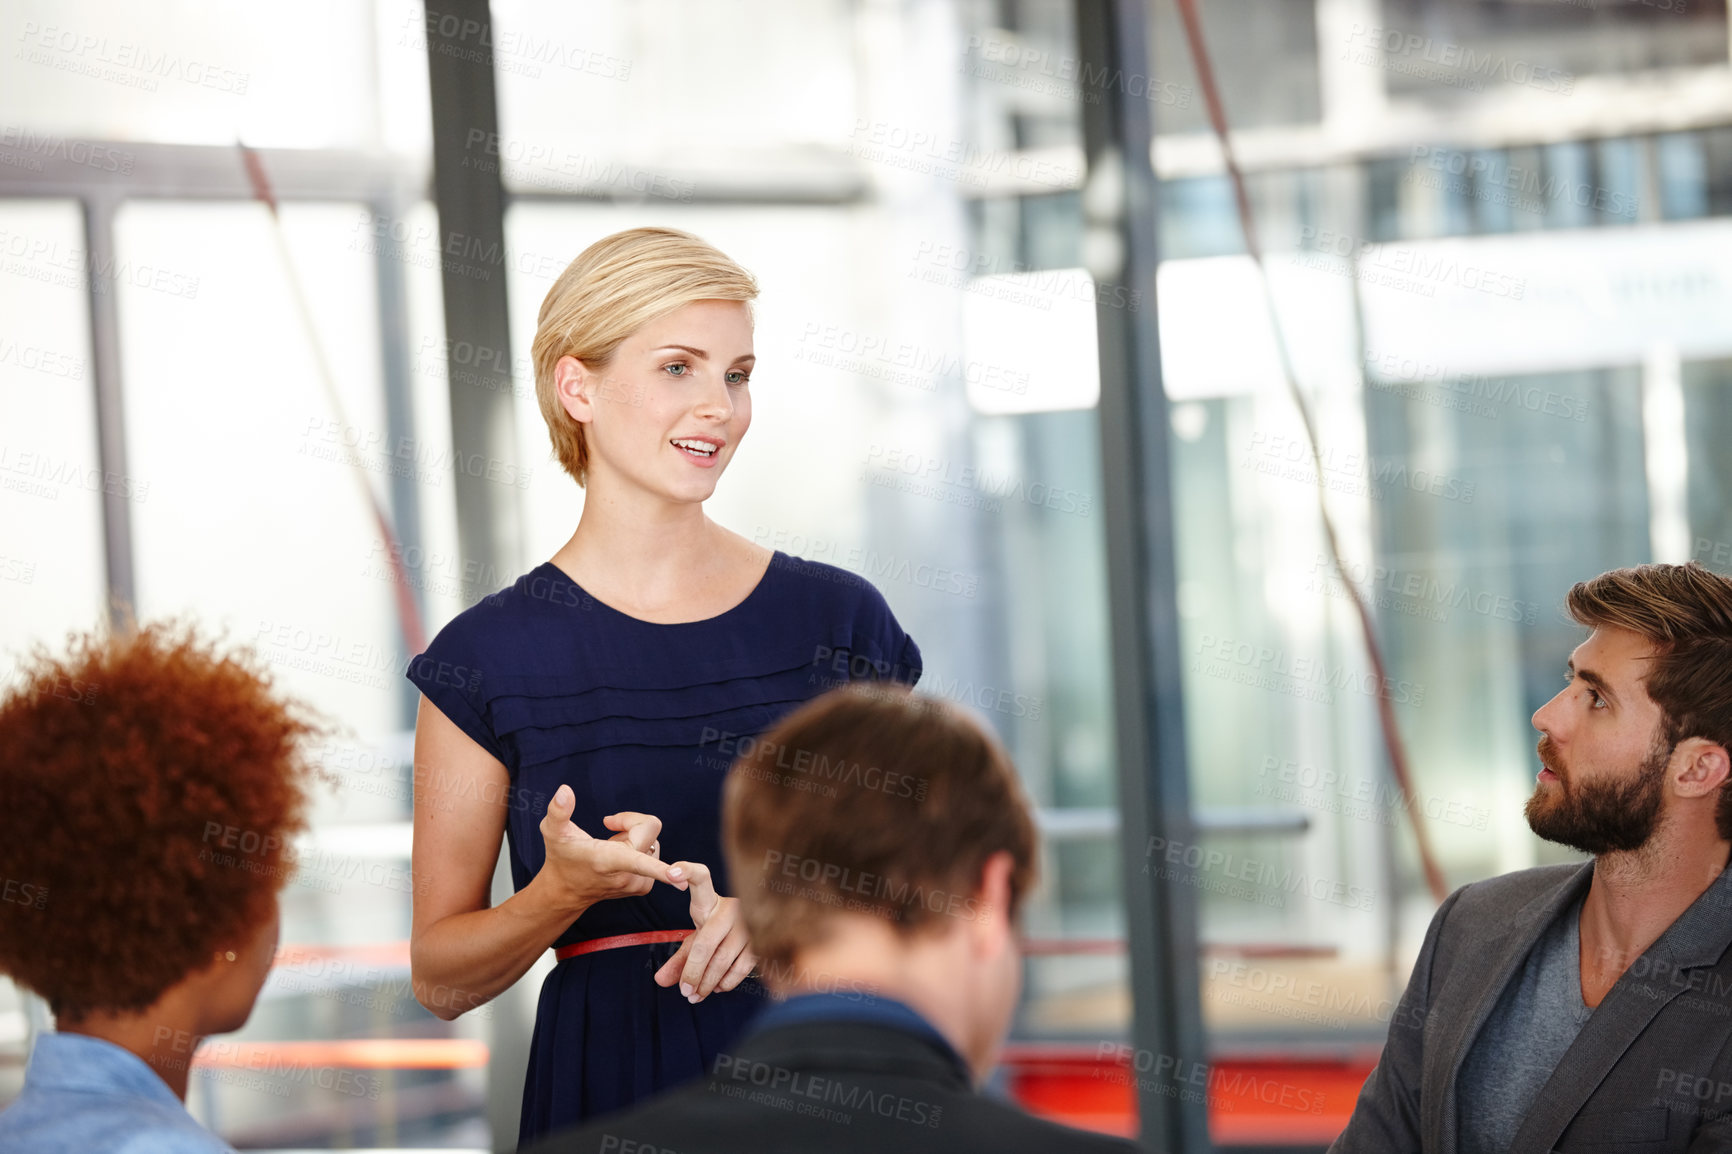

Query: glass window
<box><xmin>0</xmin><ymin>199</ymin><xmax>106</xmax><ymax>683</ymax></box>
<box><xmin>1</xmin><ymin>0</ymin><xmax>428</xmax><ymax>152</ymax></box>
<box><xmin>1376</xmin><ymin>0</ymin><xmax>1729</xmax><ymax>97</ymax></box>
<box><xmin>9</xmin><ymin>1</ymin><xmax>1732</xmax><ymax>1148</ymax></box>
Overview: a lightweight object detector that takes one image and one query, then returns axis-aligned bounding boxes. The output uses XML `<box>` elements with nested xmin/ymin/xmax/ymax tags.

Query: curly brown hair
<box><xmin>0</xmin><ymin>621</ymin><xmax>325</xmax><ymax>1019</ymax></box>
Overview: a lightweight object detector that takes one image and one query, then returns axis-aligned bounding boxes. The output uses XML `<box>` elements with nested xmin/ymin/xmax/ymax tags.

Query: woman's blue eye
<box><xmin>726</xmin><ymin>371</ymin><xmax>749</xmax><ymax>386</ymax></box>
<box><xmin>664</xmin><ymin>363</ymin><xmax>687</xmax><ymax>376</ymax></box>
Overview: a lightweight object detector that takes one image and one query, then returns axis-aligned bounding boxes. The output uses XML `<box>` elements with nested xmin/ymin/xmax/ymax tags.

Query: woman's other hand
<box><xmin>653</xmin><ymin>860</ymin><xmax>757</xmax><ymax>1003</ymax></box>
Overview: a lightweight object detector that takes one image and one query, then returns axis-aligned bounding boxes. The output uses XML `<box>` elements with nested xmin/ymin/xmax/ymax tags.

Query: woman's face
<box><xmin>562</xmin><ymin>298</ymin><xmax>755</xmax><ymax>505</ymax></box>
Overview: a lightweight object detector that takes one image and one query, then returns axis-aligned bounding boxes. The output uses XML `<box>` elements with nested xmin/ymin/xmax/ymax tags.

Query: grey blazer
<box><xmin>1331</xmin><ymin>860</ymin><xmax>1732</xmax><ymax>1154</ymax></box>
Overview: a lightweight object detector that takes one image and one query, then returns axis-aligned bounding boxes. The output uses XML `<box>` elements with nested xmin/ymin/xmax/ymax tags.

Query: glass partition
<box><xmin>4</xmin><ymin>0</ymin><xmax>1732</xmax><ymax>1149</ymax></box>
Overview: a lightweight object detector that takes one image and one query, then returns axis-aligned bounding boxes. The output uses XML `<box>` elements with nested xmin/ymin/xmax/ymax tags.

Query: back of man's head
<box><xmin>721</xmin><ymin>682</ymin><xmax>1038</xmax><ymax>977</ymax></box>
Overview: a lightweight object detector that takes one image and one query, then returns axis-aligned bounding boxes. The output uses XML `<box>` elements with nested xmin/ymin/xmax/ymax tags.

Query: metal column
<box><xmin>370</xmin><ymin>186</ymin><xmax>428</xmax><ymax>721</ymax></box>
<box><xmin>423</xmin><ymin>4</ymin><xmax>529</xmax><ymax>1148</ymax></box>
<box><xmin>82</xmin><ymin>195</ymin><xmax>136</xmax><ymax>627</ymax></box>
<box><xmin>424</xmin><ymin>0</ymin><xmax>523</xmax><ymax>584</ymax></box>
<box><xmin>1074</xmin><ymin>2</ymin><xmax>1212</xmax><ymax>1151</ymax></box>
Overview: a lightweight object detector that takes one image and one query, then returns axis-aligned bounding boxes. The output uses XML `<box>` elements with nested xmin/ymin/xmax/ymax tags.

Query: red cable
<box><xmin>237</xmin><ymin>143</ymin><xmax>428</xmax><ymax>659</ymax></box>
<box><xmin>1168</xmin><ymin>0</ymin><xmax>1448</xmax><ymax>904</ymax></box>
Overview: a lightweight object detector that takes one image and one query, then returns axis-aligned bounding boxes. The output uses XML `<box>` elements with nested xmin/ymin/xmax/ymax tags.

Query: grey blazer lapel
<box><xmin>1508</xmin><ymin>863</ymin><xmax>1732</xmax><ymax>1154</ymax></box>
<box><xmin>1421</xmin><ymin>863</ymin><xmax>1594</xmax><ymax>1154</ymax></box>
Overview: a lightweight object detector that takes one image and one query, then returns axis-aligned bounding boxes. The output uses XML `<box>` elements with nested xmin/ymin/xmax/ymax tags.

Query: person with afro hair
<box><xmin>0</xmin><ymin>621</ymin><xmax>325</xmax><ymax>1153</ymax></box>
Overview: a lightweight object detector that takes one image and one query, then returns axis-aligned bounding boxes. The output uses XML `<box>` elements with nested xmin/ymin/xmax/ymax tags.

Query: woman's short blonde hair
<box><xmin>531</xmin><ymin>226</ymin><xmax>759</xmax><ymax>486</ymax></box>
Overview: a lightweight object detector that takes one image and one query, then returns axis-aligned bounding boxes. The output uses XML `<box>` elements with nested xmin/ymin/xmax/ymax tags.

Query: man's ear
<box><xmin>970</xmin><ymin>851</ymin><xmax>1017</xmax><ymax>956</ymax></box>
<box><xmin>1674</xmin><ymin>737</ymin><xmax>1732</xmax><ymax>799</ymax></box>
<box><xmin>554</xmin><ymin>355</ymin><xmax>596</xmax><ymax>424</ymax></box>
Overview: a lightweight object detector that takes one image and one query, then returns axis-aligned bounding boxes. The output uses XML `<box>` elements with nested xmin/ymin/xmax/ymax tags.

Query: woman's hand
<box><xmin>654</xmin><ymin>860</ymin><xmax>757</xmax><ymax>1003</ymax></box>
<box><xmin>538</xmin><ymin>784</ymin><xmax>674</xmax><ymax>910</ymax></box>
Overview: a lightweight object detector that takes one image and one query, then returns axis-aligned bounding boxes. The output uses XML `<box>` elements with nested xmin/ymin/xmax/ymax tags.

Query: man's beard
<box><xmin>1525</xmin><ymin>733</ymin><xmax>1673</xmax><ymax>855</ymax></box>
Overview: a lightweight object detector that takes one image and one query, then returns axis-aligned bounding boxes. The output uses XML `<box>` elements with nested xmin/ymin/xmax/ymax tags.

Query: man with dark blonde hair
<box><xmin>1335</xmin><ymin>562</ymin><xmax>1732</xmax><ymax>1153</ymax></box>
<box><xmin>526</xmin><ymin>682</ymin><xmax>1138</xmax><ymax>1153</ymax></box>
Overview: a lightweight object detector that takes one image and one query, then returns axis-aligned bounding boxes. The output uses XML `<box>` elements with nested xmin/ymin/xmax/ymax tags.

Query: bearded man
<box><xmin>1333</xmin><ymin>562</ymin><xmax>1732</xmax><ymax>1154</ymax></box>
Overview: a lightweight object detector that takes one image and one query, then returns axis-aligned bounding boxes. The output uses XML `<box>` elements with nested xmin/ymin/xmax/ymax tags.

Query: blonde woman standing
<box><xmin>406</xmin><ymin>228</ymin><xmax>922</xmax><ymax>1144</ymax></box>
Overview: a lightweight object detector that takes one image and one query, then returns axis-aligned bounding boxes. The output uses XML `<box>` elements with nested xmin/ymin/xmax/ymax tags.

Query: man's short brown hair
<box><xmin>1566</xmin><ymin>562</ymin><xmax>1732</xmax><ymax>839</ymax></box>
<box><xmin>721</xmin><ymin>683</ymin><xmax>1038</xmax><ymax>971</ymax></box>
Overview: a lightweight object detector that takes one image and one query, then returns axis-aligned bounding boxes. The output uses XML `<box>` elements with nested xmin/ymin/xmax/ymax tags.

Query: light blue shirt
<box><xmin>0</xmin><ymin>1032</ymin><xmax>235</xmax><ymax>1153</ymax></box>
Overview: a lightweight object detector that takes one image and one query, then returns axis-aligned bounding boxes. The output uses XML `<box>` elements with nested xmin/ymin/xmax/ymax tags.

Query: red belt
<box><xmin>554</xmin><ymin>929</ymin><xmax>693</xmax><ymax>961</ymax></box>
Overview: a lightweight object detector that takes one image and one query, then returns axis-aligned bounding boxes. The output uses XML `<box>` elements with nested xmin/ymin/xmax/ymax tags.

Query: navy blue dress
<box><xmin>405</xmin><ymin>551</ymin><xmax>922</xmax><ymax>1146</ymax></box>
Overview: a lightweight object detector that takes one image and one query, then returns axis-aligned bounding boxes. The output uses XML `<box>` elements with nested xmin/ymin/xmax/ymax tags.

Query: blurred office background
<box><xmin>3</xmin><ymin>0</ymin><xmax>1730</xmax><ymax>1150</ymax></box>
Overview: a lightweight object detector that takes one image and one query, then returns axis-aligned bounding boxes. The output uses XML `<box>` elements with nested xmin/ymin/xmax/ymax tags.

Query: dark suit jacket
<box><xmin>1332</xmin><ymin>860</ymin><xmax>1732</xmax><ymax>1154</ymax></box>
<box><xmin>522</xmin><ymin>1017</ymin><xmax>1143</xmax><ymax>1154</ymax></box>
